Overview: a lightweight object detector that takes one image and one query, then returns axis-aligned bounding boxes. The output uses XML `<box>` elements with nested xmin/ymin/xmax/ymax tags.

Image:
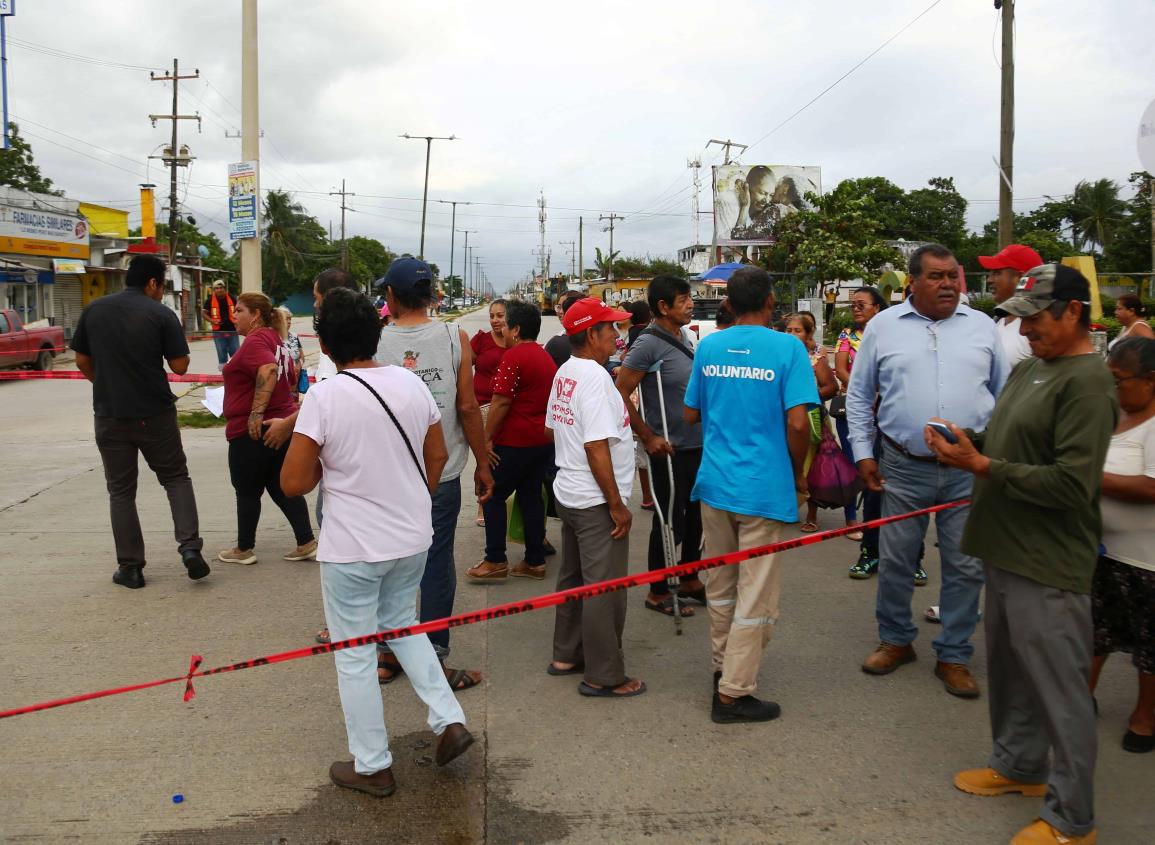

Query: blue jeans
<box><xmin>212</xmin><ymin>331</ymin><xmax>239</xmax><ymax>365</ymax></box>
<box><xmin>423</xmin><ymin>476</ymin><xmax>462</xmax><ymax>657</ymax></box>
<box><xmin>876</xmin><ymin>440</ymin><xmax>983</xmax><ymax>664</ymax></box>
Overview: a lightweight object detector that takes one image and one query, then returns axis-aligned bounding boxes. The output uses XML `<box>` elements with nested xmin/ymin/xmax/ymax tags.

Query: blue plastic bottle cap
<box><xmin>172</xmin><ymin>794</ymin><xmax>184</xmax><ymax>804</ymax></box>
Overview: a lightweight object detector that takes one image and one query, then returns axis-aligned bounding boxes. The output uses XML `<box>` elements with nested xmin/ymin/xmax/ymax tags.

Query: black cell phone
<box><xmin>927</xmin><ymin>421</ymin><xmax>958</xmax><ymax>444</ymax></box>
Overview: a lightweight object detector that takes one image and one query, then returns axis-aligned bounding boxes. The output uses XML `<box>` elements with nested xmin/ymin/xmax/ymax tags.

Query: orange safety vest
<box><xmin>209</xmin><ymin>292</ymin><xmax>235</xmax><ymax>330</ymax></box>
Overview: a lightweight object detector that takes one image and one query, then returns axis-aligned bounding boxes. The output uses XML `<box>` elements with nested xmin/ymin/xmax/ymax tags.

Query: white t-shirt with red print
<box><xmin>547</xmin><ymin>356</ymin><xmax>635</xmax><ymax>509</ymax></box>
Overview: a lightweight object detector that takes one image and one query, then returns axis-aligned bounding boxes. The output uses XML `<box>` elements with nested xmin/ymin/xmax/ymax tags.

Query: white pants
<box><xmin>320</xmin><ymin>554</ymin><xmax>465</xmax><ymax>774</ymax></box>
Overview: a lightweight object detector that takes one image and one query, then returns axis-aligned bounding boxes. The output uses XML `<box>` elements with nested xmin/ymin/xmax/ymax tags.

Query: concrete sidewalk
<box><xmin>0</xmin><ymin>317</ymin><xmax>1151</xmax><ymax>844</ymax></box>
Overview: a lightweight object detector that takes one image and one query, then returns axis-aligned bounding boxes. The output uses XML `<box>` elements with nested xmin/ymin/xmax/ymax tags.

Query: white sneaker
<box><xmin>218</xmin><ymin>548</ymin><xmax>258</xmax><ymax>565</ymax></box>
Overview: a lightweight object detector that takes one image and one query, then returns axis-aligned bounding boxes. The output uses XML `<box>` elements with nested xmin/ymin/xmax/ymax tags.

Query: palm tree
<box><xmin>1067</xmin><ymin>179</ymin><xmax>1125</xmax><ymax>254</ymax></box>
<box><xmin>594</xmin><ymin>246</ymin><xmax>620</xmax><ymax>280</ymax></box>
<box><xmin>261</xmin><ymin>189</ymin><xmax>331</xmax><ymax>300</ymax></box>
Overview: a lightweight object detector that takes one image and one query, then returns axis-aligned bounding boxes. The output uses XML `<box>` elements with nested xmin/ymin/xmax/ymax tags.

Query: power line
<box><xmin>6</xmin><ymin>36</ymin><xmax>165</xmax><ymax>72</ymax></box>
<box><xmin>745</xmin><ymin>0</ymin><xmax>947</xmax><ymax>153</ymax></box>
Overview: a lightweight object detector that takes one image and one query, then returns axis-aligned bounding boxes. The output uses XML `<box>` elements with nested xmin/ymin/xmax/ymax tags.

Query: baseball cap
<box><xmin>561</xmin><ymin>297</ymin><xmax>631</xmax><ymax>336</ymax></box>
<box><xmin>978</xmin><ymin>244</ymin><xmax>1043</xmax><ymax>274</ymax></box>
<box><xmin>376</xmin><ymin>256</ymin><xmax>433</xmax><ymax>293</ymax></box>
<box><xmin>999</xmin><ymin>263</ymin><xmax>1091</xmax><ymax>318</ymax></box>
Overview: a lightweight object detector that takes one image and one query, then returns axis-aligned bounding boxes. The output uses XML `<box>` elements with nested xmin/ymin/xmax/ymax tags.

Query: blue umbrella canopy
<box><xmin>695</xmin><ymin>262</ymin><xmax>747</xmax><ymax>281</ymax></box>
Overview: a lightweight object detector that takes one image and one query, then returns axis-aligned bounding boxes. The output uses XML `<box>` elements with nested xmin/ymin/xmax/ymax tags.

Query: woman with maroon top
<box><xmin>470</xmin><ymin>299</ymin><xmax>509</xmax><ymax>526</ymax></box>
<box><xmin>466</xmin><ymin>301</ymin><xmax>557</xmax><ymax>580</ymax></box>
<box><xmin>218</xmin><ymin>292</ymin><xmax>316</xmax><ymax>565</ymax></box>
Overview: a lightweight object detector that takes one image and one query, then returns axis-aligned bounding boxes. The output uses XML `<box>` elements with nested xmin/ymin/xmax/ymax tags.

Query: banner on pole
<box><xmin>712</xmin><ymin>164</ymin><xmax>821</xmax><ymax>248</ymax></box>
<box><xmin>227</xmin><ymin>161</ymin><xmax>258</xmax><ymax>240</ymax></box>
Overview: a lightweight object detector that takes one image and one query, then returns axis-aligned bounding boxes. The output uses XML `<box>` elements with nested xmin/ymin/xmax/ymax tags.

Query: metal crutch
<box><xmin>636</xmin><ymin>359</ymin><xmax>683</xmax><ymax>634</ymax></box>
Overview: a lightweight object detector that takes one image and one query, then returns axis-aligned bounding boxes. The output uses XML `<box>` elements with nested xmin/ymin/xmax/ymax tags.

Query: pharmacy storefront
<box><xmin>0</xmin><ymin>202</ymin><xmax>90</xmax><ymax>329</ymax></box>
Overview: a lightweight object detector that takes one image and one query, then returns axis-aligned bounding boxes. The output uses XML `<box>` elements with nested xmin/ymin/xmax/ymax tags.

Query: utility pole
<box><xmin>559</xmin><ymin>240</ymin><xmax>576</xmax><ymax>286</ymax></box>
<box><xmin>600</xmin><ymin>213</ymin><xmax>624</xmax><ymax>282</ymax></box>
<box><xmin>400</xmin><ymin>133</ymin><xmax>457</xmax><ymax>259</ymax></box>
<box><xmin>460</xmin><ymin>230</ymin><xmax>476</xmax><ymax>303</ymax></box>
<box><xmin>688</xmin><ymin>156</ymin><xmax>703</xmax><ymax>245</ymax></box>
<box><xmin>239</xmin><ymin>0</ymin><xmax>261</xmax><ymax>292</ymax></box>
<box><xmin>578</xmin><ymin>216</ymin><xmax>584</xmax><ymax>286</ymax></box>
<box><xmin>706</xmin><ymin>138</ymin><xmax>748</xmax><ymax>166</ymax></box>
<box><xmin>329</xmin><ymin>179</ymin><xmax>355</xmax><ymax>270</ymax></box>
<box><xmin>436</xmin><ymin>200</ymin><xmax>470</xmax><ymax>299</ymax></box>
<box><xmin>996</xmin><ymin>0</ymin><xmax>1015</xmax><ymax>249</ymax></box>
<box><xmin>149</xmin><ymin>59</ymin><xmax>201</xmax><ymax>276</ymax></box>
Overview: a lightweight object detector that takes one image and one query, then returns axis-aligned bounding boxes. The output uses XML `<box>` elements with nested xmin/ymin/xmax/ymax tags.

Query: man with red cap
<box><xmin>546</xmin><ymin>297</ymin><xmax>646</xmax><ymax>699</ymax></box>
<box><xmin>979</xmin><ymin>244</ymin><xmax>1044</xmax><ymax>367</ymax></box>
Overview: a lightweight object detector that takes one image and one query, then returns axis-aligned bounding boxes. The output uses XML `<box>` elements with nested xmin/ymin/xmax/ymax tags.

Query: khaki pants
<box><xmin>701</xmin><ymin>503</ymin><xmax>783</xmax><ymax>698</ymax></box>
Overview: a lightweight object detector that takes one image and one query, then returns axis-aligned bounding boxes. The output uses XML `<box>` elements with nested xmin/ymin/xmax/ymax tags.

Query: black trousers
<box><xmin>646</xmin><ymin>448</ymin><xmax>703</xmax><ymax>596</ymax></box>
<box><xmin>94</xmin><ymin>408</ymin><xmax>202</xmax><ymax>568</ymax></box>
<box><xmin>482</xmin><ymin>443</ymin><xmax>555</xmax><ymax>566</ymax></box>
<box><xmin>227</xmin><ymin>435</ymin><xmax>314</xmax><ymax>550</ymax></box>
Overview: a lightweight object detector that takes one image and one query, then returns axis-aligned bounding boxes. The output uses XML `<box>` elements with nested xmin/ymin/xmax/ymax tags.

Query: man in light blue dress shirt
<box><xmin>847</xmin><ymin>244</ymin><xmax>1009</xmax><ymax>698</ymax></box>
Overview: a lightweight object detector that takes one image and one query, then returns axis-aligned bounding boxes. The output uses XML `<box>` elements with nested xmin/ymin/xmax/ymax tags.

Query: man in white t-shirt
<box><xmin>546</xmin><ymin>297</ymin><xmax>646</xmax><ymax>698</ymax></box>
<box><xmin>979</xmin><ymin>244</ymin><xmax>1042</xmax><ymax>368</ymax></box>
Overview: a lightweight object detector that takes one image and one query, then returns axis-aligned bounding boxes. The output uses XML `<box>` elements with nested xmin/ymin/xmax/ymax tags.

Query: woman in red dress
<box><xmin>470</xmin><ymin>299</ymin><xmax>509</xmax><ymax>526</ymax></box>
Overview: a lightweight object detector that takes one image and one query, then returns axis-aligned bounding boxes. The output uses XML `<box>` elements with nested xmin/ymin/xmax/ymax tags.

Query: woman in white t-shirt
<box><xmin>1089</xmin><ymin>335</ymin><xmax>1155</xmax><ymax>755</ymax></box>
<box><xmin>281</xmin><ymin>288</ymin><xmax>474</xmax><ymax>795</ymax></box>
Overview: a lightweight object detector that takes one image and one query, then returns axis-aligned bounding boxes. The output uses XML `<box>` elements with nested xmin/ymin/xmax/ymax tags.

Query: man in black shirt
<box><xmin>544</xmin><ymin>291</ymin><xmax>584</xmax><ymax>368</ymax></box>
<box><xmin>71</xmin><ymin>254</ymin><xmax>209</xmax><ymax>589</ymax></box>
<box><xmin>202</xmin><ymin>279</ymin><xmax>239</xmax><ymax>369</ymax></box>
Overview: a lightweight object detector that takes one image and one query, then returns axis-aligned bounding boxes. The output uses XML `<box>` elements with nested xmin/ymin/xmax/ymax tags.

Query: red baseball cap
<box><xmin>561</xmin><ymin>297</ymin><xmax>631</xmax><ymax>336</ymax></box>
<box><xmin>978</xmin><ymin>244</ymin><xmax>1043</xmax><ymax>274</ymax></box>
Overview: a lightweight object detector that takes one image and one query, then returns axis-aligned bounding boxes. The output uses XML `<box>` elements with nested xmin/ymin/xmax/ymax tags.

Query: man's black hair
<box><xmin>908</xmin><ymin>243</ymin><xmax>955</xmax><ymax>278</ymax></box>
<box><xmin>715</xmin><ymin>297</ymin><xmax>736</xmax><ymax>327</ymax></box>
<box><xmin>389</xmin><ymin>284</ymin><xmax>433</xmax><ymax>312</ymax></box>
<box><xmin>627</xmin><ymin>300</ymin><xmax>651</xmax><ymax>326</ymax></box>
<box><xmin>314</xmin><ymin>267</ymin><xmax>354</xmax><ymax>295</ymax></box>
<box><xmin>726</xmin><ymin>266</ymin><xmax>773</xmax><ymax>316</ymax></box>
<box><xmin>126</xmin><ymin>255</ymin><xmax>166</xmax><ymax>289</ymax></box>
<box><xmin>1109</xmin><ymin>335</ymin><xmax>1155</xmax><ymax>376</ymax></box>
<box><xmin>316</xmin><ymin>288</ymin><xmax>382</xmax><ymax>365</ymax></box>
<box><xmin>504</xmin><ymin>300</ymin><xmax>542</xmax><ymax>341</ymax></box>
<box><xmin>647</xmin><ymin>274</ymin><xmax>690</xmax><ymax>318</ymax></box>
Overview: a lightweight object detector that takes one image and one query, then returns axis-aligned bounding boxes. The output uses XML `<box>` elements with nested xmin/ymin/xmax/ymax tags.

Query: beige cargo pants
<box><xmin>701</xmin><ymin>503</ymin><xmax>784</xmax><ymax>699</ymax></box>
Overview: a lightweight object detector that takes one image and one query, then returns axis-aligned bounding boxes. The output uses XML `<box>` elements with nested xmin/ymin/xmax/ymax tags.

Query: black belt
<box><xmin>881</xmin><ymin>432</ymin><xmax>940</xmax><ymax>464</ymax></box>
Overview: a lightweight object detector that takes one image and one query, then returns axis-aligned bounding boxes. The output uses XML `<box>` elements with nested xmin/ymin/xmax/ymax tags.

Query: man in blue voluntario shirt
<box><xmin>684</xmin><ymin>266</ymin><xmax>818</xmax><ymax>725</ymax></box>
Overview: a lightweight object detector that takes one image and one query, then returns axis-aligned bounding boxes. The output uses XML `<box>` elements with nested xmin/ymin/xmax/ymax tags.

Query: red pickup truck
<box><xmin>0</xmin><ymin>308</ymin><xmax>65</xmax><ymax>371</ymax></box>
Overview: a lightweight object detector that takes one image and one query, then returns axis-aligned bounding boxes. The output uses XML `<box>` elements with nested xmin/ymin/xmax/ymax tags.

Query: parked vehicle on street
<box><xmin>0</xmin><ymin>309</ymin><xmax>65</xmax><ymax>371</ymax></box>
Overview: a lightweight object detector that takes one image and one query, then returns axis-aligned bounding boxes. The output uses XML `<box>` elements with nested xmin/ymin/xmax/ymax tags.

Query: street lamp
<box><xmin>399</xmin><ymin>132</ymin><xmax>457</xmax><ymax>259</ymax></box>
<box><xmin>436</xmin><ymin>199</ymin><xmax>471</xmax><ymax>302</ymax></box>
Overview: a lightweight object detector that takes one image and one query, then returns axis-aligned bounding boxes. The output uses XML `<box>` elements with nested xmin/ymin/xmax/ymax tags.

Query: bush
<box><xmin>968</xmin><ymin>296</ymin><xmax>997</xmax><ymax>317</ymax></box>
<box><xmin>825</xmin><ymin>308</ymin><xmax>854</xmax><ymax>343</ymax></box>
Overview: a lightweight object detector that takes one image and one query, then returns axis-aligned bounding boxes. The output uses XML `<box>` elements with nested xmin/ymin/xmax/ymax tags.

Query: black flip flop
<box><xmin>378</xmin><ymin>655</ymin><xmax>405</xmax><ymax>685</ymax></box>
<box><xmin>546</xmin><ymin>662</ymin><xmax>585</xmax><ymax>676</ymax></box>
<box><xmin>645</xmin><ymin>596</ymin><xmax>694</xmax><ymax>618</ymax></box>
<box><xmin>578</xmin><ymin>679</ymin><xmax>647</xmax><ymax>698</ymax></box>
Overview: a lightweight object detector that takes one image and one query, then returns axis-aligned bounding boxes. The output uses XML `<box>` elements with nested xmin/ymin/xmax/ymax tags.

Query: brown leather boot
<box><xmin>861</xmin><ymin>642</ymin><xmax>917</xmax><ymax>675</ymax></box>
<box><xmin>329</xmin><ymin>761</ymin><xmax>396</xmax><ymax>797</ymax></box>
<box><xmin>935</xmin><ymin>661</ymin><xmax>980</xmax><ymax>698</ymax></box>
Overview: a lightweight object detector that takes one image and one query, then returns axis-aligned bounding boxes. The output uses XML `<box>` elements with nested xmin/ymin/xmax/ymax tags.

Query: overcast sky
<box><xmin>8</xmin><ymin>0</ymin><xmax>1154</xmax><ymax>291</ymax></box>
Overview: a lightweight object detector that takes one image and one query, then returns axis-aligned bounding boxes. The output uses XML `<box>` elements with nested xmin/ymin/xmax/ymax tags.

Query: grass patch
<box><xmin>178</xmin><ymin>410</ymin><xmax>227</xmax><ymax>428</ymax></box>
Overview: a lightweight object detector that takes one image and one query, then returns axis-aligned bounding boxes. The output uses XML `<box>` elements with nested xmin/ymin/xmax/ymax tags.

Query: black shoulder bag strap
<box><xmin>338</xmin><ymin>370</ymin><xmax>428</xmax><ymax>488</ymax></box>
<box><xmin>640</xmin><ymin>326</ymin><xmax>695</xmax><ymax>360</ymax></box>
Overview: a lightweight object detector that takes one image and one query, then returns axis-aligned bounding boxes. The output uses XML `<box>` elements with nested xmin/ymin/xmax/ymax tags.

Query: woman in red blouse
<box><xmin>218</xmin><ymin>293</ymin><xmax>316</xmax><ymax>565</ymax></box>
<box><xmin>470</xmin><ymin>299</ymin><xmax>509</xmax><ymax>525</ymax></box>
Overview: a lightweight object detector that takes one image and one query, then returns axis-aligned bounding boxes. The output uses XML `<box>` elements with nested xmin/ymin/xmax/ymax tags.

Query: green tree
<box><xmin>344</xmin><ymin>235</ymin><xmax>396</xmax><ymax>289</ymax></box>
<box><xmin>443</xmin><ymin>274</ymin><xmax>463</xmax><ymax>298</ymax></box>
<box><xmin>262</xmin><ymin>189</ymin><xmax>333</xmax><ymax>302</ymax></box>
<box><xmin>594</xmin><ymin>247</ymin><xmax>620</xmax><ymax>279</ymax></box>
<box><xmin>0</xmin><ymin>123</ymin><xmax>61</xmax><ymax>195</ymax></box>
<box><xmin>1103</xmin><ymin>172</ymin><xmax>1153</xmax><ymax>272</ymax></box>
<box><xmin>824</xmin><ymin>176</ymin><xmax>967</xmax><ymax>249</ymax></box>
<box><xmin>763</xmin><ymin>191</ymin><xmax>902</xmax><ymax>287</ymax></box>
<box><xmin>1068</xmin><ymin>178</ymin><xmax>1125</xmax><ymax>254</ymax></box>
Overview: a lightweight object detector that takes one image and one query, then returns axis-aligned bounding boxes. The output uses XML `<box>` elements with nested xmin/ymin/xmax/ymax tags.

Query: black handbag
<box><xmin>828</xmin><ymin>394</ymin><xmax>847</xmax><ymax>419</ymax></box>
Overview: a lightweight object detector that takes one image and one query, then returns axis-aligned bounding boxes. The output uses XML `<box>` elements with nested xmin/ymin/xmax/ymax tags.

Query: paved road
<box><xmin>0</xmin><ymin>307</ymin><xmax>1151</xmax><ymax>844</ymax></box>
